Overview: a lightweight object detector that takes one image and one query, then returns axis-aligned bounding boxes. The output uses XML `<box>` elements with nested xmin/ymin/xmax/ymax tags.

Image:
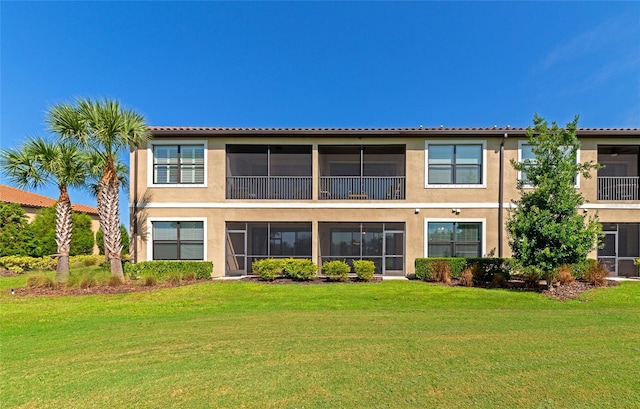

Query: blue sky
<box><xmin>1</xmin><ymin>1</ymin><xmax>639</xmax><ymax>226</ymax></box>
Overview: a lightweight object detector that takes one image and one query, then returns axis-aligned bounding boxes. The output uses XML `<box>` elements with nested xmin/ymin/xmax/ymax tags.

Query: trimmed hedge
<box><xmin>125</xmin><ymin>261</ymin><xmax>213</xmax><ymax>280</ymax></box>
<box><xmin>322</xmin><ymin>260</ymin><xmax>351</xmax><ymax>281</ymax></box>
<box><xmin>281</xmin><ymin>258</ymin><xmax>318</xmax><ymax>281</ymax></box>
<box><xmin>415</xmin><ymin>258</ymin><xmax>467</xmax><ymax>281</ymax></box>
<box><xmin>353</xmin><ymin>260</ymin><xmax>376</xmax><ymax>281</ymax></box>
<box><xmin>0</xmin><ymin>256</ymin><xmax>56</xmax><ymax>274</ymax></box>
<box><xmin>415</xmin><ymin>257</ymin><xmax>510</xmax><ymax>283</ymax></box>
<box><xmin>252</xmin><ymin>258</ymin><xmax>282</xmax><ymax>281</ymax></box>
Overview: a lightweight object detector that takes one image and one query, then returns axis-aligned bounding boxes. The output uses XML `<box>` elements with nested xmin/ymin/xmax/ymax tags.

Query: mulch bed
<box><xmin>6</xmin><ymin>274</ymin><xmax>616</xmax><ymax>300</ymax></box>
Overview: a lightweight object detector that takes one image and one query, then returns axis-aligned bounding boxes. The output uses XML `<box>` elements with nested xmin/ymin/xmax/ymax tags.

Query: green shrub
<box><xmin>108</xmin><ymin>275</ymin><xmax>124</xmax><ymax>286</ymax></box>
<box><xmin>322</xmin><ymin>260</ymin><xmax>351</xmax><ymax>281</ymax></box>
<box><xmin>167</xmin><ymin>272</ymin><xmax>182</xmax><ymax>285</ymax></box>
<box><xmin>69</xmin><ymin>255</ymin><xmax>104</xmax><ymax>268</ymax></box>
<box><xmin>521</xmin><ymin>267</ymin><xmax>541</xmax><ymax>289</ymax></box>
<box><xmin>281</xmin><ymin>258</ymin><xmax>317</xmax><ymax>281</ymax></box>
<box><xmin>353</xmin><ymin>260</ymin><xmax>375</xmax><ymax>281</ymax></box>
<box><xmin>584</xmin><ymin>260</ymin><xmax>609</xmax><ymax>286</ymax></box>
<box><xmin>125</xmin><ymin>261</ymin><xmax>213</xmax><ymax>280</ymax></box>
<box><xmin>466</xmin><ymin>258</ymin><xmax>510</xmax><ymax>283</ymax></box>
<box><xmin>183</xmin><ymin>272</ymin><xmax>196</xmax><ymax>281</ymax></box>
<box><xmin>569</xmin><ymin>259</ymin><xmax>598</xmax><ymax>280</ymax></box>
<box><xmin>252</xmin><ymin>258</ymin><xmax>282</xmax><ymax>281</ymax></box>
<box><xmin>26</xmin><ymin>274</ymin><xmax>56</xmax><ymax>288</ymax></box>
<box><xmin>142</xmin><ymin>274</ymin><xmax>158</xmax><ymax>286</ymax></box>
<box><xmin>0</xmin><ymin>255</ymin><xmax>55</xmax><ymax>273</ymax></box>
<box><xmin>415</xmin><ymin>258</ymin><xmax>466</xmax><ymax>281</ymax></box>
<box><xmin>79</xmin><ymin>275</ymin><xmax>97</xmax><ymax>289</ymax></box>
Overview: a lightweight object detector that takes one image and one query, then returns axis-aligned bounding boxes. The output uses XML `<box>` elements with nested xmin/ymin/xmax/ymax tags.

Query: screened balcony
<box><xmin>598</xmin><ymin>146</ymin><xmax>639</xmax><ymax>201</ymax></box>
<box><xmin>318</xmin><ymin>145</ymin><xmax>406</xmax><ymax>200</ymax></box>
<box><xmin>226</xmin><ymin>145</ymin><xmax>312</xmax><ymax>200</ymax></box>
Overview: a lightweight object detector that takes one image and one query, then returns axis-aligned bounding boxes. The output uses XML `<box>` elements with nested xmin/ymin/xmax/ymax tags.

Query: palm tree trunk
<box><xmin>55</xmin><ymin>187</ymin><xmax>72</xmax><ymax>283</ymax></box>
<box><xmin>99</xmin><ymin>161</ymin><xmax>124</xmax><ymax>280</ymax></box>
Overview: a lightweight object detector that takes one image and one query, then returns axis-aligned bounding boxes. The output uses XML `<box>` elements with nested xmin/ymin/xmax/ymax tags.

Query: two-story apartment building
<box><xmin>129</xmin><ymin>127</ymin><xmax>640</xmax><ymax>278</ymax></box>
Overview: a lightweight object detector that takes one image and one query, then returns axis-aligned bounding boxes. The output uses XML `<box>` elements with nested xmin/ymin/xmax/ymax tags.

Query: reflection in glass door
<box><xmin>226</xmin><ymin>230</ymin><xmax>246</xmax><ymax>276</ymax></box>
<box><xmin>384</xmin><ymin>231</ymin><xmax>404</xmax><ymax>275</ymax></box>
<box><xmin>597</xmin><ymin>232</ymin><xmax>617</xmax><ymax>276</ymax></box>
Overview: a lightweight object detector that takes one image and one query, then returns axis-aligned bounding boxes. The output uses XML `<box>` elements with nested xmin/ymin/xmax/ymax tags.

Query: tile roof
<box><xmin>0</xmin><ymin>185</ymin><xmax>98</xmax><ymax>215</ymax></box>
<box><xmin>148</xmin><ymin>126</ymin><xmax>640</xmax><ymax>136</ymax></box>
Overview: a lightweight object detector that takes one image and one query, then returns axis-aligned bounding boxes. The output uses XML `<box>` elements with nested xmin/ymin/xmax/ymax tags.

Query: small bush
<box><xmin>556</xmin><ymin>265</ymin><xmax>575</xmax><ymax>286</ymax></box>
<box><xmin>125</xmin><ymin>261</ymin><xmax>213</xmax><ymax>280</ymax></box>
<box><xmin>183</xmin><ymin>272</ymin><xmax>196</xmax><ymax>281</ymax></box>
<box><xmin>167</xmin><ymin>272</ymin><xmax>182</xmax><ymax>285</ymax></box>
<box><xmin>322</xmin><ymin>260</ymin><xmax>351</xmax><ymax>281</ymax></box>
<box><xmin>252</xmin><ymin>259</ymin><xmax>282</xmax><ymax>281</ymax></box>
<box><xmin>108</xmin><ymin>275</ymin><xmax>124</xmax><ymax>287</ymax></box>
<box><xmin>570</xmin><ymin>259</ymin><xmax>598</xmax><ymax>280</ymax></box>
<box><xmin>142</xmin><ymin>274</ymin><xmax>158</xmax><ymax>286</ymax></box>
<box><xmin>491</xmin><ymin>273</ymin><xmax>508</xmax><ymax>288</ymax></box>
<box><xmin>79</xmin><ymin>275</ymin><xmax>97</xmax><ymax>289</ymax></box>
<box><xmin>522</xmin><ymin>267</ymin><xmax>541</xmax><ymax>289</ymax></box>
<box><xmin>459</xmin><ymin>268</ymin><xmax>473</xmax><ymax>287</ymax></box>
<box><xmin>70</xmin><ymin>255</ymin><xmax>104</xmax><ymax>268</ymax></box>
<box><xmin>353</xmin><ymin>260</ymin><xmax>375</xmax><ymax>281</ymax></box>
<box><xmin>26</xmin><ymin>274</ymin><xmax>56</xmax><ymax>288</ymax></box>
<box><xmin>466</xmin><ymin>258</ymin><xmax>510</xmax><ymax>283</ymax></box>
<box><xmin>584</xmin><ymin>261</ymin><xmax>609</xmax><ymax>286</ymax></box>
<box><xmin>432</xmin><ymin>259</ymin><xmax>451</xmax><ymax>284</ymax></box>
<box><xmin>281</xmin><ymin>258</ymin><xmax>317</xmax><ymax>281</ymax></box>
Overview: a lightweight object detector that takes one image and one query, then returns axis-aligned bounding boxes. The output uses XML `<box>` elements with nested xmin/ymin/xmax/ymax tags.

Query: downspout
<box><xmin>498</xmin><ymin>131</ymin><xmax>508</xmax><ymax>258</ymax></box>
<box><xmin>132</xmin><ymin>147</ymin><xmax>139</xmax><ymax>264</ymax></box>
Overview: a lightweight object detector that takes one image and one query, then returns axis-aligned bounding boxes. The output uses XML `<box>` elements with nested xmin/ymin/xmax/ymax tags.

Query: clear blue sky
<box><xmin>2</xmin><ymin>1</ymin><xmax>639</xmax><ymax>226</ymax></box>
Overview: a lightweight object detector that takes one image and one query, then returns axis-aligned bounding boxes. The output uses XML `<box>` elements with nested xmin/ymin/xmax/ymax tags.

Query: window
<box><xmin>151</xmin><ymin>221</ymin><xmax>204</xmax><ymax>260</ymax></box>
<box><xmin>426</xmin><ymin>221</ymin><xmax>482</xmax><ymax>257</ymax></box>
<box><xmin>319</xmin><ymin>222</ymin><xmax>405</xmax><ymax>274</ymax></box>
<box><xmin>149</xmin><ymin>140</ymin><xmax>207</xmax><ymax>187</ymax></box>
<box><xmin>425</xmin><ymin>141</ymin><xmax>486</xmax><ymax>187</ymax></box>
<box><xmin>518</xmin><ymin>141</ymin><xmax>579</xmax><ymax>187</ymax></box>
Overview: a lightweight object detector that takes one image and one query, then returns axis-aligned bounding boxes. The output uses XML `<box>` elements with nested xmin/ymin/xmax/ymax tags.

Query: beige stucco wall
<box><xmin>130</xmin><ymin>133</ymin><xmax>639</xmax><ymax>276</ymax></box>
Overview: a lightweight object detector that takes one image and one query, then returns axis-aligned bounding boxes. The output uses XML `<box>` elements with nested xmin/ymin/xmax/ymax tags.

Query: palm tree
<box><xmin>50</xmin><ymin>98</ymin><xmax>149</xmax><ymax>280</ymax></box>
<box><xmin>0</xmin><ymin>138</ymin><xmax>86</xmax><ymax>283</ymax></box>
<box><xmin>84</xmin><ymin>151</ymin><xmax>129</xmax><ymax>262</ymax></box>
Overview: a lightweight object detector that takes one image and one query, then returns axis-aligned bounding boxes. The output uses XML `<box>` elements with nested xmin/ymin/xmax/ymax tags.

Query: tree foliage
<box><xmin>29</xmin><ymin>207</ymin><xmax>95</xmax><ymax>257</ymax></box>
<box><xmin>507</xmin><ymin>114</ymin><xmax>601</xmax><ymax>279</ymax></box>
<box><xmin>0</xmin><ymin>203</ymin><xmax>35</xmax><ymax>257</ymax></box>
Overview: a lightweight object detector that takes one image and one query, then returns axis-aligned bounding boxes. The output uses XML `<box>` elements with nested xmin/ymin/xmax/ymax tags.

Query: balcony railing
<box><xmin>227</xmin><ymin>176</ymin><xmax>312</xmax><ymax>199</ymax></box>
<box><xmin>319</xmin><ymin>176</ymin><xmax>405</xmax><ymax>200</ymax></box>
<box><xmin>598</xmin><ymin>176</ymin><xmax>639</xmax><ymax>200</ymax></box>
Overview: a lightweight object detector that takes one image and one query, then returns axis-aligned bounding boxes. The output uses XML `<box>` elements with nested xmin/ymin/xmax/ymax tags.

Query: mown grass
<box><xmin>1</xmin><ymin>278</ymin><xmax>639</xmax><ymax>408</ymax></box>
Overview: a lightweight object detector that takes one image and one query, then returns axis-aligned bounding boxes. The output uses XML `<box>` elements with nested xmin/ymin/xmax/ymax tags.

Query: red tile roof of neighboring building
<box><xmin>0</xmin><ymin>184</ymin><xmax>98</xmax><ymax>215</ymax></box>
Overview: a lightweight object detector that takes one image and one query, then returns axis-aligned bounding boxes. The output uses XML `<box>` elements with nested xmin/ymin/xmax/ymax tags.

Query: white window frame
<box><xmin>423</xmin><ymin>218</ymin><xmax>486</xmax><ymax>257</ymax></box>
<box><xmin>147</xmin><ymin>217</ymin><xmax>207</xmax><ymax>261</ymax></box>
<box><xmin>147</xmin><ymin>139</ymin><xmax>208</xmax><ymax>188</ymax></box>
<box><xmin>517</xmin><ymin>140</ymin><xmax>580</xmax><ymax>188</ymax></box>
<box><xmin>424</xmin><ymin>140</ymin><xmax>487</xmax><ymax>188</ymax></box>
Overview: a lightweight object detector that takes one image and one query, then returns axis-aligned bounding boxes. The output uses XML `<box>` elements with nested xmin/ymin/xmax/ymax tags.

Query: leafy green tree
<box><xmin>507</xmin><ymin>114</ymin><xmax>601</xmax><ymax>286</ymax></box>
<box><xmin>0</xmin><ymin>203</ymin><xmax>35</xmax><ymax>257</ymax></box>
<box><xmin>29</xmin><ymin>206</ymin><xmax>95</xmax><ymax>256</ymax></box>
<box><xmin>1</xmin><ymin>138</ymin><xmax>86</xmax><ymax>282</ymax></box>
<box><xmin>96</xmin><ymin>225</ymin><xmax>129</xmax><ymax>256</ymax></box>
<box><xmin>50</xmin><ymin>98</ymin><xmax>149</xmax><ymax>280</ymax></box>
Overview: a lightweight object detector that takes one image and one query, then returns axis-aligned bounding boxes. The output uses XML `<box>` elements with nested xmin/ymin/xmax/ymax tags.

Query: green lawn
<box><xmin>1</xmin><ymin>277</ymin><xmax>639</xmax><ymax>409</ymax></box>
